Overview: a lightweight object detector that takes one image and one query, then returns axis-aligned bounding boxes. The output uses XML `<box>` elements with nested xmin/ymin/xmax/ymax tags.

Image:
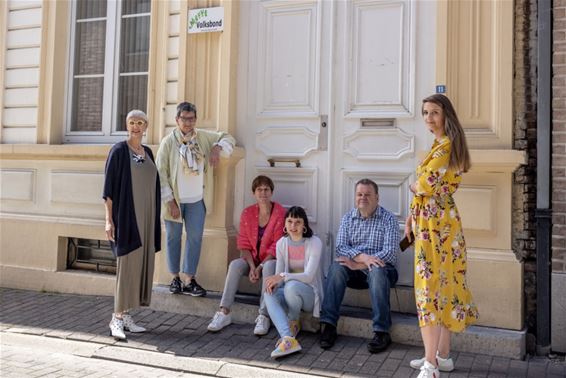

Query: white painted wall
<box><xmin>2</xmin><ymin>0</ymin><xmax>43</xmax><ymax>143</ymax></box>
<box><xmin>165</xmin><ymin>0</ymin><xmax>180</xmax><ymax>134</ymax></box>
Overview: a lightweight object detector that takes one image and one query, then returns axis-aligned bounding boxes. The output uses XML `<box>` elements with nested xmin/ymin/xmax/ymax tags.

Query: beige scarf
<box><xmin>175</xmin><ymin>129</ymin><xmax>203</xmax><ymax>176</ymax></box>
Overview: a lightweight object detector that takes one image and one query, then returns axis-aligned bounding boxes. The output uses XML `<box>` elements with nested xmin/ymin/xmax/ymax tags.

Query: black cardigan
<box><xmin>103</xmin><ymin>141</ymin><xmax>161</xmax><ymax>257</ymax></box>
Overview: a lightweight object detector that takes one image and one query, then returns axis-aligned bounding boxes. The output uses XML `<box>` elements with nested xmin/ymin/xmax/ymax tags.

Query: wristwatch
<box><xmin>279</xmin><ymin>272</ymin><xmax>286</xmax><ymax>278</ymax></box>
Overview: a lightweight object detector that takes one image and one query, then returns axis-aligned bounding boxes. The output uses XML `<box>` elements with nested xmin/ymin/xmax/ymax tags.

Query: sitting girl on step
<box><xmin>264</xmin><ymin>206</ymin><xmax>324</xmax><ymax>358</ymax></box>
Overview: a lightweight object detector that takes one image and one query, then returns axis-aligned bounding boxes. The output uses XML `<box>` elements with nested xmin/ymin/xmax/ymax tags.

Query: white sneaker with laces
<box><xmin>253</xmin><ymin>314</ymin><xmax>270</xmax><ymax>335</ymax></box>
<box><xmin>207</xmin><ymin>311</ymin><xmax>232</xmax><ymax>332</ymax></box>
<box><xmin>410</xmin><ymin>353</ymin><xmax>454</xmax><ymax>372</ymax></box>
<box><xmin>122</xmin><ymin>314</ymin><xmax>146</xmax><ymax>333</ymax></box>
<box><xmin>417</xmin><ymin>360</ymin><xmax>440</xmax><ymax>378</ymax></box>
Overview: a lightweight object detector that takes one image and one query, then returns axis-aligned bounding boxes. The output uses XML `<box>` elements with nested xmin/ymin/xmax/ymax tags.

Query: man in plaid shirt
<box><xmin>319</xmin><ymin>178</ymin><xmax>399</xmax><ymax>353</ymax></box>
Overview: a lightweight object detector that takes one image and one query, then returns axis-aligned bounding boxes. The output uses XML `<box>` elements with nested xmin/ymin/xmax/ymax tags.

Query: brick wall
<box><xmin>514</xmin><ymin>0</ymin><xmax>566</xmax><ymax>351</ymax></box>
<box><xmin>553</xmin><ymin>0</ymin><xmax>566</xmax><ymax>273</ymax></box>
<box><xmin>513</xmin><ymin>0</ymin><xmax>538</xmax><ymax>351</ymax></box>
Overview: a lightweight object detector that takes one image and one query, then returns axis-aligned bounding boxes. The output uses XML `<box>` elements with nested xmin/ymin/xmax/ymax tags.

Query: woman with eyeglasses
<box><xmin>155</xmin><ymin>102</ymin><xmax>235</xmax><ymax>298</ymax></box>
<box><xmin>103</xmin><ymin>109</ymin><xmax>161</xmax><ymax>340</ymax></box>
<box><xmin>207</xmin><ymin>175</ymin><xmax>286</xmax><ymax>336</ymax></box>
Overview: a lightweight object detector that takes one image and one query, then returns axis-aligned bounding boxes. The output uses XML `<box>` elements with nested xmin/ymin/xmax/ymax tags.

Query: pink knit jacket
<box><xmin>237</xmin><ymin>202</ymin><xmax>286</xmax><ymax>264</ymax></box>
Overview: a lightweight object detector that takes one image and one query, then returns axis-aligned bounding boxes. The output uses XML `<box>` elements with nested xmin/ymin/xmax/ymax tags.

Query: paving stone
<box><xmin>392</xmin><ymin>366</ymin><xmax>415</xmax><ymax>378</ymax></box>
<box><xmin>294</xmin><ymin>352</ymin><xmax>318</xmax><ymax>367</ymax></box>
<box><xmin>507</xmin><ymin>365</ymin><xmax>528</xmax><ymax>378</ymax></box>
<box><xmin>326</xmin><ymin>357</ymin><xmax>348</xmax><ymax>372</ymax></box>
<box><xmin>469</xmin><ymin>372</ymin><xmax>488</xmax><ymax>378</ymax></box>
<box><xmin>377</xmin><ymin>357</ymin><xmax>402</xmax><ymax>372</ymax></box>
<box><xmin>527</xmin><ymin>365</ymin><xmax>548</xmax><ymax>377</ymax></box>
<box><xmin>489</xmin><ymin>356</ymin><xmax>510</xmax><ymax>373</ymax></box>
<box><xmin>547</xmin><ymin>362</ymin><xmax>566</xmax><ymax>375</ymax></box>
<box><xmin>361</xmin><ymin>363</ymin><xmax>387</xmax><ymax>377</ymax></box>
<box><xmin>455</xmin><ymin>354</ymin><xmax>475</xmax><ymax>370</ymax></box>
<box><xmin>343</xmin><ymin>353</ymin><xmax>369</xmax><ymax>373</ymax></box>
<box><xmin>388</xmin><ymin>345</ymin><xmax>409</xmax><ymax>360</ymax></box>
<box><xmin>277</xmin><ymin>354</ymin><xmax>307</xmax><ymax>371</ymax></box>
<box><xmin>446</xmin><ymin>372</ymin><xmax>471</xmax><ymax>378</ymax></box>
<box><xmin>510</xmin><ymin>359</ymin><xmax>529</xmax><ymax>368</ymax></box>
<box><xmin>367</xmin><ymin>350</ymin><xmax>390</xmax><ymax>364</ymax></box>
<box><xmin>2</xmin><ymin>288</ymin><xmax>566</xmax><ymax>378</ymax></box>
<box><xmin>470</xmin><ymin>354</ymin><xmax>492</xmax><ymax>376</ymax></box>
<box><xmin>310</xmin><ymin>356</ymin><xmax>332</xmax><ymax>369</ymax></box>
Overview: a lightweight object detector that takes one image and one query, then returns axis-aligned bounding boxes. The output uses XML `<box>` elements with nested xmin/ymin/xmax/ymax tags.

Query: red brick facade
<box><xmin>553</xmin><ymin>0</ymin><xmax>566</xmax><ymax>273</ymax></box>
<box><xmin>513</xmin><ymin>0</ymin><xmax>538</xmax><ymax>346</ymax></box>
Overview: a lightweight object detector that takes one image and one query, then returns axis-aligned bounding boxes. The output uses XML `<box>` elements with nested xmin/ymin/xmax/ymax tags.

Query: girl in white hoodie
<box><xmin>264</xmin><ymin>206</ymin><xmax>324</xmax><ymax>358</ymax></box>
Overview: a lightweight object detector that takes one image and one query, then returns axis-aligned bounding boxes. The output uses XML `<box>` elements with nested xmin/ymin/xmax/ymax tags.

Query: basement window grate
<box><xmin>67</xmin><ymin>238</ymin><xmax>116</xmax><ymax>274</ymax></box>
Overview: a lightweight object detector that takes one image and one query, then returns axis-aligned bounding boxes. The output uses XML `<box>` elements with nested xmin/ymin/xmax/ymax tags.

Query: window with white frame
<box><xmin>66</xmin><ymin>0</ymin><xmax>151</xmax><ymax>142</ymax></box>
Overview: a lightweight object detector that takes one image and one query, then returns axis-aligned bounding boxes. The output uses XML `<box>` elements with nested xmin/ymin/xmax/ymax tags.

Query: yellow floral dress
<box><xmin>410</xmin><ymin>136</ymin><xmax>479</xmax><ymax>332</ymax></box>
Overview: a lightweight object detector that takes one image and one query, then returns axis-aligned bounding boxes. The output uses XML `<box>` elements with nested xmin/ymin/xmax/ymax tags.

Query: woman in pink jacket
<box><xmin>207</xmin><ymin>175</ymin><xmax>286</xmax><ymax>335</ymax></box>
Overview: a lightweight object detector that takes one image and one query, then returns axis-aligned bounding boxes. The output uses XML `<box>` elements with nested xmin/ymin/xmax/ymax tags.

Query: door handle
<box><xmin>267</xmin><ymin>158</ymin><xmax>301</xmax><ymax>168</ymax></box>
<box><xmin>319</xmin><ymin>115</ymin><xmax>328</xmax><ymax>151</ymax></box>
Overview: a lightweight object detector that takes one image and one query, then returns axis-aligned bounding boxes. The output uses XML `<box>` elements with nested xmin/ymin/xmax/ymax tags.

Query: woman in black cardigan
<box><xmin>103</xmin><ymin>110</ymin><xmax>161</xmax><ymax>340</ymax></box>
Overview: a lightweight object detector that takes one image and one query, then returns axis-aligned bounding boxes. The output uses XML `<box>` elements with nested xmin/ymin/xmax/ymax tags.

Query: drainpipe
<box><xmin>535</xmin><ymin>0</ymin><xmax>552</xmax><ymax>356</ymax></box>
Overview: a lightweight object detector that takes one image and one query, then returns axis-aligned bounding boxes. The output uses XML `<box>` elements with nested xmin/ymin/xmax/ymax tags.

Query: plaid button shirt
<box><xmin>335</xmin><ymin>206</ymin><xmax>399</xmax><ymax>265</ymax></box>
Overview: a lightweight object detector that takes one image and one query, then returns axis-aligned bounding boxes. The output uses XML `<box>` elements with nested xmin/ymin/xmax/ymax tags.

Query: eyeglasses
<box><xmin>128</xmin><ymin>120</ymin><xmax>146</xmax><ymax>127</ymax></box>
<box><xmin>178</xmin><ymin>116</ymin><xmax>197</xmax><ymax>124</ymax></box>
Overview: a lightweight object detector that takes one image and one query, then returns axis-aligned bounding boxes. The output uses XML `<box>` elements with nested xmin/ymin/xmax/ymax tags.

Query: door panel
<box><xmin>331</xmin><ymin>0</ymin><xmax>422</xmax><ymax>287</ymax></box>
<box><xmin>238</xmin><ymin>0</ymin><xmax>437</xmax><ymax>291</ymax></box>
<box><xmin>240</xmin><ymin>0</ymin><xmax>332</xmax><ymax>261</ymax></box>
<box><xmin>342</xmin><ymin>0</ymin><xmax>415</xmax><ymax>117</ymax></box>
<box><xmin>255</xmin><ymin>1</ymin><xmax>322</xmax><ymax>116</ymax></box>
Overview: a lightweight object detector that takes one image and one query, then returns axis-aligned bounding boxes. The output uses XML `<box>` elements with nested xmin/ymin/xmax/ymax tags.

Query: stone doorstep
<box><xmin>150</xmin><ymin>285</ymin><xmax>526</xmax><ymax>360</ymax></box>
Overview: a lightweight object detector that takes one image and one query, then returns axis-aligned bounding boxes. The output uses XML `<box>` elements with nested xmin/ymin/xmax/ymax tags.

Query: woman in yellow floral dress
<box><xmin>405</xmin><ymin>94</ymin><xmax>479</xmax><ymax>378</ymax></box>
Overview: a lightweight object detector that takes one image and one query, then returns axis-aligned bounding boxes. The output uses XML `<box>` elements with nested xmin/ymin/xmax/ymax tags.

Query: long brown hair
<box><xmin>422</xmin><ymin>94</ymin><xmax>471</xmax><ymax>173</ymax></box>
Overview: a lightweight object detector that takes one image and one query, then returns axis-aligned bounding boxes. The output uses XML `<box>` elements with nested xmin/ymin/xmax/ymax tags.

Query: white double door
<box><xmin>237</xmin><ymin>0</ymin><xmax>437</xmax><ymax>285</ymax></box>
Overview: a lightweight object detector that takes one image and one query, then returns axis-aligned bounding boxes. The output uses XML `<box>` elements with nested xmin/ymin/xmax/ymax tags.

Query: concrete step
<box><xmin>150</xmin><ymin>285</ymin><xmax>526</xmax><ymax>359</ymax></box>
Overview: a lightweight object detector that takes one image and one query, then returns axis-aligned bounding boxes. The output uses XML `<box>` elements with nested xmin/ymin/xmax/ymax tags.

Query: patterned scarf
<box><xmin>175</xmin><ymin>129</ymin><xmax>203</xmax><ymax>176</ymax></box>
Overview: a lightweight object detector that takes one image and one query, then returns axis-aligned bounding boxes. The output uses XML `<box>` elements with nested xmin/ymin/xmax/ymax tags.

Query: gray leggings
<box><xmin>219</xmin><ymin>258</ymin><xmax>276</xmax><ymax>316</ymax></box>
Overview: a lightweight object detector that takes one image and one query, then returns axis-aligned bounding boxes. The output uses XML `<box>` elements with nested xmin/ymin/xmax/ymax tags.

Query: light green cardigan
<box><xmin>155</xmin><ymin>128</ymin><xmax>235</xmax><ymax>222</ymax></box>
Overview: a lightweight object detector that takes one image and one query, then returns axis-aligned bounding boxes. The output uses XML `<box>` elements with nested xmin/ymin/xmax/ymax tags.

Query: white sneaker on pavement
<box><xmin>410</xmin><ymin>353</ymin><xmax>454</xmax><ymax>372</ymax></box>
<box><xmin>253</xmin><ymin>314</ymin><xmax>270</xmax><ymax>335</ymax></box>
<box><xmin>417</xmin><ymin>360</ymin><xmax>440</xmax><ymax>378</ymax></box>
<box><xmin>207</xmin><ymin>311</ymin><xmax>232</xmax><ymax>332</ymax></box>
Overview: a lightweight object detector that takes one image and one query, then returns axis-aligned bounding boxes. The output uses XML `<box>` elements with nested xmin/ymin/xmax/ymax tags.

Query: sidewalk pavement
<box><xmin>2</xmin><ymin>334</ymin><xmax>207</xmax><ymax>378</ymax></box>
<box><xmin>1</xmin><ymin>288</ymin><xmax>565</xmax><ymax>378</ymax></box>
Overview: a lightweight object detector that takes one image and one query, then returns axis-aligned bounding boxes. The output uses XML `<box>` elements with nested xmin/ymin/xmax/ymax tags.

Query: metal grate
<box><xmin>67</xmin><ymin>238</ymin><xmax>116</xmax><ymax>274</ymax></box>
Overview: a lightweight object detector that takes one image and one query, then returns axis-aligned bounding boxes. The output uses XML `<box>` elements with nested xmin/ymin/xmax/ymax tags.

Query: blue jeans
<box><xmin>264</xmin><ymin>280</ymin><xmax>314</xmax><ymax>338</ymax></box>
<box><xmin>164</xmin><ymin>200</ymin><xmax>206</xmax><ymax>276</ymax></box>
<box><xmin>320</xmin><ymin>261</ymin><xmax>398</xmax><ymax>333</ymax></box>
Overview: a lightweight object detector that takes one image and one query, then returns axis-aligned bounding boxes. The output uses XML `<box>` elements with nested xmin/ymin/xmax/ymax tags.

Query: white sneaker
<box><xmin>122</xmin><ymin>314</ymin><xmax>146</xmax><ymax>333</ymax></box>
<box><xmin>410</xmin><ymin>353</ymin><xmax>454</xmax><ymax>372</ymax></box>
<box><xmin>253</xmin><ymin>314</ymin><xmax>270</xmax><ymax>335</ymax></box>
<box><xmin>207</xmin><ymin>311</ymin><xmax>232</xmax><ymax>332</ymax></box>
<box><xmin>417</xmin><ymin>360</ymin><xmax>440</xmax><ymax>378</ymax></box>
